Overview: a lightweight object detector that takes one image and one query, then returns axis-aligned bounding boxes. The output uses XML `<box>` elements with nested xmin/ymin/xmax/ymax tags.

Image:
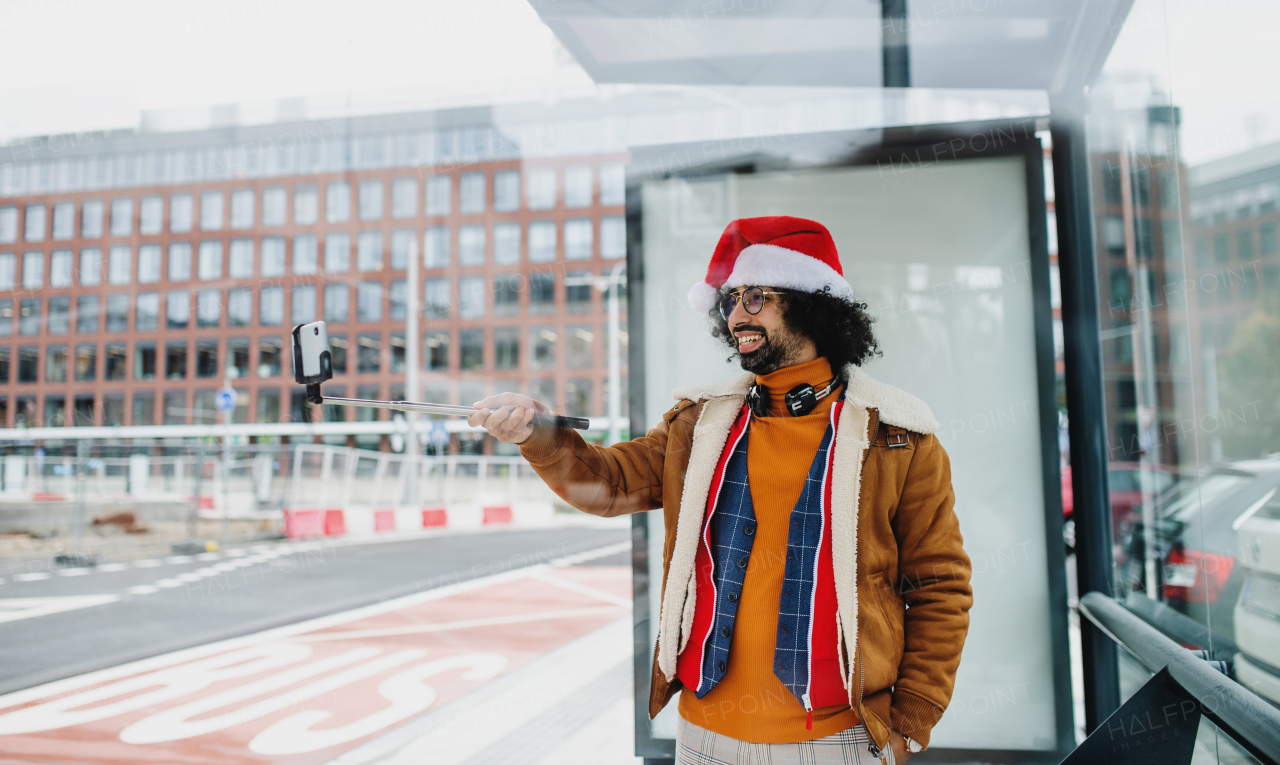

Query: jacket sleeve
<box><xmin>889</xmin><ymin>432</ymin><xmax>973</xmax><ymax>750</ymax></box>
<box><xmin>516</xmin><ymin>404</ymin><xmax>680</xmax><ymax>517</ymax></box>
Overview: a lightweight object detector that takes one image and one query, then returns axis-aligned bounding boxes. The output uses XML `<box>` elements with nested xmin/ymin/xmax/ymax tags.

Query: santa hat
<box><xmin>688</xmin><ymin>216</ymin><xmax>855</xmax><ymax>313</ymax></box>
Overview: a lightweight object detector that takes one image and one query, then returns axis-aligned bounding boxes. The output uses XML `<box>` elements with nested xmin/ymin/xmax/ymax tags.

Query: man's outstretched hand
<box><xmin>468</xmin><ymin>392</ymin><xmax>550</xmax><ymax>445</ymax></box>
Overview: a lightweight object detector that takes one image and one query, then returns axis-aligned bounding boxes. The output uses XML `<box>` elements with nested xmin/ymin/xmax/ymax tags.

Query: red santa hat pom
<box><xmin>689</xmin><ymin>216</ymin><xmax>854</xmax><ymax>313</ymax></box>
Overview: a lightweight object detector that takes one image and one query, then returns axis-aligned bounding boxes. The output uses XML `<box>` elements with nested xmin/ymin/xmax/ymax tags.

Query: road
<box><xmin>0</xmin><ymin>527</ymin><xmax>630</xmax><ymax>696</ymax></box>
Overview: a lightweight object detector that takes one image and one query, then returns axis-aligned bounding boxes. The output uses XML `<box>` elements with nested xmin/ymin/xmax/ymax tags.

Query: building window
<box><xmin>459</xmin><ymin>172</ymin><xmax>486</xmax><ymax>214</ymax></box>
<box><xmin>1214</xmin><ymin>232</ymin><xmax>1230</xmax><ymax>262</ymax></box>
<box><xmin>294</xmin><ymin>235</ymin><xmax>319</xmax><ymax>275</ymax></box>
<box><xmin>0</xmin><ymin>252</ymin><xmax>12</xmax><ymax>290</ymax></box>
<box><xmin>567</xmin><ymin>270</ymin><xmax>592</xmax><ymax>313</ymax></box>
<box><xmin>564</xmin><ymin>165</ymin><xmax>592</xmax><ymax>208</ymax></box>
<box><xmin>193</xmin><ymin>390</ymin><xmax>217</xmax><ymax>424</ymax></box>
<box><xmin>48</xmin><ymin>296</ymin><xmax>69</xmax><ymax>334</ymax></box>
<box><xmin>390</xmin><ymin>280</ymin><xmax>407</xmax><ymax>321</ymax></box>
<box><xmin>140</xmin><ymin>196</ymin><xmax>163</xmax><ymax>235</ymax></box>
<box><xmin>228</xmin><ymin>339</ymin><xmax>250</xmax><ymax>380</ymax></box>
<box><xmin>527</xmin><ymin>168</ymin><xmax>557</xmax><ymax>210</ymax></box>
<box><xmin>359</xmin><ymin>180</ymin><xmax>384</xmax><ymax>220</ymax></box>
<box><xmin>107</xmin><ymin>245</ymin><xmax>131</xmax><ymax>285</ymax></box>
<box><xmin>138</xmin><ymin>244</ymin><xmax>162</xmax><ymax>283</ymax></box>
<box><xmin>262</xmin><ymin>237</ymin><xmax>286</xmax><ymax>276</ymax></box>
<box><xmin>529</xmin><ymin>221</ymin><xmax>557</xmax><ymax>263</ymax></box>
<box><xmin>493</xmin><ymin>273</ymin><xmax>521</xmax><ymax>316</ymax></box>
<box><xmin>1261</xmin><ymin>222</ymin><xmax>1278</xmax><ymax>256</ymax></box>
<box><xmin>108</xmin><ymin>199</ymin><xmax>131</xmax><ymax>237</ymax></box>
<box><xmin>325</xmin><ymin>284</ymin><xmax>349</xmax><ymax>323</ymax></box>
<box><xmin>494</xmin><ymin>327</ymin><xmax>519</xmax><ymax>369</ymax></box>
<box><xmin>0</xmin><ymin>299</ymin><xmax>10</xmax><ymax>336</ymax></box>
<box><xmin>258</xmin><ymin>338</ymin><xmax>282</xmax><ymax>377</ymax></box>
<box><xmin>391</xmin><ymin>177</ymin><xmax>417</xmax><ymax>219</ymax></box>
<box><xmin>391</xmin><ymin>229</ymin><xmax>414</xmax><ymax>270</ymax></box>
<box><xmin>22</xmin><ymin>251</ymin><xmax>43</xmax><ymax>289</ymax></box>
<box><xmin>294</xmin><ymin>185</ymin><xmax>318</xmax><ymax>225</ymax></box>
<box><xmin>106</xmin><ymin>294</ymin><xmax>129</xmax><ymax>332</ymax></box>
<box><xmin>260</xmin><ymin>287</ymin><xmax>284</xmax><ymax>325</ymax></box>
<box><xmin>135</xmin><ymin>342</ymin><xmax>157</xmax><ymax>380</ymax></box>
<box><xmin>76</xmin><ymin>295</ymin><xmax>98</xmax><ymax>334</ymax></box>
<box><xmin>197</xmin><ymin>289</ymin><xmax>221</xmax><ymax>328</ymax></box>
<box><xmin>52</xmin><ymin>202</ymin><xmax>76</xmax><ymax>240</ymax></box>
<box><xmin>600</xmin><ymin>163</ymin><xmax>625</xmax><ymax>206</ymax></box>
<box><xmin>1103</xmin><ymin>217</ymin><xmax>1125</xmax><ymax>256</ymax></box>
<box><xmin>262</xmin><ymin>187</ymin><xmax>287</xmax><ymax>227</ymax></box>
<box><xmin>565</xmin><ymin>219</ymin><xmax>593</xmax><ymax>260</ymax></box>
<box><xmin>25</xmin><ymin>205</ymin><xmax>48</xmax><ymax>242</ymax></box>
<box><xmin>565</xmin><ymin>379</ymin><xmax>592</xmax><ymax>417</ymax></box>
<box><xmin>164</xmin><ymin>390</ymin><xmax>187</xmax><ymax>425</ymax></box>
<box><xmin>228</xmin><ymin>239</ymin><xmax>253</xmax><ymax>278</ymax></box>
<box><xmin>493</xmin><ymin>222</ymin><xmax>521</xmax><ymax>266</ymax></box>
<box><xmin>73</xmin><ymin>394</ymin><xmax>94</xmax><ymax>429</ymax></box>
<box><xmin>135</xmin><ymin>292</ymin><xmax>160</xmax><ymax>331</ymax></box>
<box><xmin>230</xmin><ymin>189</ymin><xmax>255</xmax><ymax>229</ymax></box>
<box><xmin>458</xmin><ymin>276</ymin><xmax>485</xmax><ymax>318</ymax></box>
<box><xmin>358</xmin><ymin>231</ymin><xmax>383</xmax><ymax>272</ymax></box>
<box><xmin>0</xmin><ymin>207</ymin><xmax>15</xmax><ymax>243</ymax></box>
<box><xmin>326</xmin><ymin>181</ymin><xmax>351</xmax><ymax>223</ymax></box>
<box><xmin>82</xmin><ymin>200</ymin><xmax>105</xmax><ymax>238</ymax></box>
<box><xmin>104</xmin><ymin>343</ymin><xmax>127</xmax><ymax>380</ymax></box>
<box><xmin>530</xmin><ymin>379</ymin><xmax>555</xmax><ymax>410</ymax></box>
<box><xmin>75</xmin><ymin>344</ymin><xmax>96</xmax><ymax>382</ymax></box>
<box><xmin>256</xmin><ymin>388</ymin><xmax>280</xmax><ymax>423</ymax></box>
<box><xmin>18</xmin><ymin>346</ymin><xmax>38</xmax><ymax>382</ymax></box>
<box><xmin>197</xmin><ymin>241</ymin><xmax>222</xmax><ymax>281</ymax></box>
<box><xmin>425</xmin><ymin>175</ymin><xmax>451</xmax><ymax>215</ymax></box>
<box><xmin>390</xmin><ymin>332</ymin><xmax>407</xmax><ymax>373</ymax></box>
<box><xmin>196</xmin><ymin>340</ymin><xmax>218</xmax><ymax>378</ymax></box>
<box><xmin>494</xmin><ymin>170</ymin><xmax>520</xmax><ymax>212</ymax></box>
<box><xmin>567</xmin><ymin>324</ymin><xmax>594</xmax><ymax>367</ymax></box>
<box><xmin>228</xmin><ymin>288</ymin><xmax>252</xmax><ymax>327</ymax></box>
<box><xmin>79</xmin><ymin>248</ymin><xmax>102</xmax><ymax>286</ymax></box>
<box><xmin>357</xmin><ymin>282</ymin><xmax>382</xmax><ymax>322</ymax></box>
<box><xmin>424</xmin><ymin>227</ymin><xmax>449</xmax><ymax>268</ymax></box>
<box><xmin>530</xmin><ymin>271</ymin><xmax>555</xmax><ymax>314</ymax></box>
<box><xmin>168</xmin><ymin>290</ymin><xmax>191</xmax><ymax>328</ymax></box>
<box><xmin>200</xmin><ymin>192</ymin><xmax>223</xmax><ymax>231</ymax></box>
<box><xmin>601</xmin><ymin>217</ymin><xmax>625</xmax><ymax>259</ymax></box>
<box><xmin>459</xmin><ymin>225</ymin><xmax>485</xmax><ymax>266</ymax></box>
<box><xmin>357</xmin><ymin>333</ymin><xmax>381</xmax><ymax>373</ymax></box>
<box><xmin>126</xmin><ymin>392</ymin><xmax>150</xmax><ymax>426</ymax></box>
<box><xmin>530</xmin><ymin>326</ymin><xmax>557</xmax><ymax>369</ymax></box>
<box><xmin>46</xmin><ymin>345</ymin><xmax>67</xmax><ymax>383</ymax></box>
<box><xmin>1238</xmin><ymin>228</ymin><xmax>1255</xmax><ymax>260</ymax></box>
<box><xmin>324</xmin><ymin>233</ymin><xmax>350</xmax><ymax>274</ymax></box>
<box><xmin>44</xmin><ymin>394</ymin><xmax>66</xmax><ymax>427</ymax></box>
<box><xmin>165</xmin><ymin>341</ymin><xmax>187</xmax><ymax>379</ymax></box>
<box><xmin>459</xmin><ymin>329</ymin><xmax>484</xmax><ymax>370</ymax></box>
<box><xmin>165</xmin><ymin>242</ymin><xmax>190</xmax><ymax>281</ymax></box>
<box><xmin>292</xmin><ymin>285</ymin><xmax>317</xmax><ymax>325</ymax></box>
<box><xmin>170</xmin><ymin>194</ymin><xmax>193</xmax><ymax>233</ymax></box>
<box><xmin>424</xmin><ymin>277</ymin><xmax>450</xmax><ymax>319</ymax></box>
<box><xmin>329</xmin><ymin>334</ymin><xmax>347</xmax><ymax>374</ymax></box>
<box><xmin>19</xmin><ymin>298</ymin><xmax>40</xmax><ymax>335</ymax></box>
<box><xmin>425</xmin><ymin>331</ymin><xmax>448</xmax><ymax>370</ymax></box>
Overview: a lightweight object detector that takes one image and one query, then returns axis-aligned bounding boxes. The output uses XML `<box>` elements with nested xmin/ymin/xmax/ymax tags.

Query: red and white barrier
<box><xmin>281</xmin><ymin>501</ymin><xmax>555</xmax><ymax>540</ymax></box>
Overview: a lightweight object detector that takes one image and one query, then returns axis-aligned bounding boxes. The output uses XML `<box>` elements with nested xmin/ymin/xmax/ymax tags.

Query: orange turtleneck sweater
<box><xmin>678</xmin><ymin>356</ymin><xmax>860</xmax><ymax>743</ymax></box>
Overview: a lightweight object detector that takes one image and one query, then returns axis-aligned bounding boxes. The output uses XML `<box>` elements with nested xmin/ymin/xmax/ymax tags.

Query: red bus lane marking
<box><xmin>0</xmin><ymin>565</ymin><xmax>630</xmax><ymax>765</ymax></box>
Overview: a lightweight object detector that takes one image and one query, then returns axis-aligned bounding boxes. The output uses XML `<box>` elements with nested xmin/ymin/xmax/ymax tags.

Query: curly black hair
<box><xmin>708</xmin><ymin>286</ymin><xmax>881</xmax><ymax>372</ymax></box>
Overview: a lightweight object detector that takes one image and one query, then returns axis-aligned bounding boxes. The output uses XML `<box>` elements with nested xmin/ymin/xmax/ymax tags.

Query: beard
<box><xmin>734</xmin><ymin>322</ymin><xmax>811</xmax><ymax>375</ymax></box>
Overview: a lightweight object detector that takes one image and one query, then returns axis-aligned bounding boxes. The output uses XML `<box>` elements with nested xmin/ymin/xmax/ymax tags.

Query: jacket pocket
<box><xmin>872</xmin><ymin>571</ymin><xmax>905</xmax><ymax>670</ymax></box>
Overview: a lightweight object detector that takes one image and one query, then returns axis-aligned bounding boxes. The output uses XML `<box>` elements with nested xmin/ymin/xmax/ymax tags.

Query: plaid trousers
<box><xmin>675</xmin><ymin>716</ymin><xmax>895</xmax><ymax>765</ymax></box>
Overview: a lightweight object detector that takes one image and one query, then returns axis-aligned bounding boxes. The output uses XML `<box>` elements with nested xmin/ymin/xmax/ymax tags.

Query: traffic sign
<box><xmin>429</xmin><ymin>420</ymin><xmax>450</xmax><ymax>446</ymax></box>
<box><xmin>215</xmin><ymin>388</ymin><xmax>236</xmax><ymax>413</ymax></box>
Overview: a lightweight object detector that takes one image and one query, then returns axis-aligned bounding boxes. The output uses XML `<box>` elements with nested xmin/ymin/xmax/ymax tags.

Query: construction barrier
<box><xmin>280</xmin><ymin>501</ymin><xmax>556</xmax><ymax>540</ymax></box>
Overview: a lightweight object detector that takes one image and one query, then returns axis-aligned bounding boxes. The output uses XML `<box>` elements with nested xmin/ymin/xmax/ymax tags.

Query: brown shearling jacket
<box><xmin>517</xmin><ymin>362</ymin><xmax>973</xmax><ymax>751</ymax></box>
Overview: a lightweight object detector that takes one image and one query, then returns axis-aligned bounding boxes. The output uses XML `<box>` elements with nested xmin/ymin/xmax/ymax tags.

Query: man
<box><xmin>470</xmin><ymin>216</ymin><xmax>972</xmax><ymax>764</ymax></box>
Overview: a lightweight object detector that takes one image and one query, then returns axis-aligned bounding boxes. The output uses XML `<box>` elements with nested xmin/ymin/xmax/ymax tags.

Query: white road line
<box><xmin>133</xmin><ymin>560</ymin><xmax>163</xmax><ymax>568</ymax></box>
<box><xmin>154</xmin><ymin>579</ymin><xmax>183</xmax><ymax>589</ymax></box>
<box><xmin>97</xmin><ymin>563</ymin><xmax>129</xmax><ymax>572</ymax></box>
<box><xmin>549</xmin><ymin>540</ymin><xmax>631</xmax><ymax>567</ymax></box>
<box><xmin>164</xmin><ymin>556</ymin><xmax>193</xmax><ymax>564</ymax></box>
<box><xmin>292</xmin><ymin>605</ymin><xmax>625</xmax><ymax>644</ymax></box>
<box><xmin>529</xmin><ymin>570</ymin><xmax>633</xmax><ymax>607</ymax></box>
<box><xmin>56</xmin><ymin>569</ymin><xmax>91</xmax><ymax>577</ymax></box>
<box><xmin>0</xmin><ymin>595</ymin><xmax>122</xmax><ymax>624</ymax></box>
<box><xmin>13</xmin><ymin>572</ymin><xmax>51</xmax><ymax>582</ymax></box>
<box><xmin>175</xmin><ymin>573</ymin><xmax>203</xmax><ymax>583</ymax></box>
<box><xmin>195</xmin><ymin>552</ymin><xmax>222</xmax><ymax>561</ymax></box>
<box><xmin>126</xmin><ymin>585</ymin><xmax>160</xmax><ymax>595</ymax></box>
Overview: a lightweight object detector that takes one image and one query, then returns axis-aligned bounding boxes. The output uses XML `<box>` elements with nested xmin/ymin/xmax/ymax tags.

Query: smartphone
<box><xmin>291</xmin><ymin>321</ymin><xmax>333</xmax><ymax>386</ymax></box>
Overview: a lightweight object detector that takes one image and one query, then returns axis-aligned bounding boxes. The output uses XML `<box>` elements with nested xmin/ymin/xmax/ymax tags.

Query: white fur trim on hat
<box><xmin>724</xmin><ymin>244</ymin><xmax>855</xmax><ymax>301</ymax></box>
<box><xmin>688</xmin><ymin>282</ymin><xmax>719</xmax><ymax>314</ymax></box>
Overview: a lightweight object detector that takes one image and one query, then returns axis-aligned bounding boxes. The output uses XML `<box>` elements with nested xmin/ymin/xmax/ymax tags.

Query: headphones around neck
<box><xmin>747</xmin><ymin>375</ymin><xmax>841</xmax><ymax>418</ymax></box>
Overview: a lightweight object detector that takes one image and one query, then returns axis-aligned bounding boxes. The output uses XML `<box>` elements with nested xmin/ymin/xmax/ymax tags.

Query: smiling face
<box><xmin>724</xmin><ymin>285</ymin><xmax>819</xmax><ymax>374</ymax></box>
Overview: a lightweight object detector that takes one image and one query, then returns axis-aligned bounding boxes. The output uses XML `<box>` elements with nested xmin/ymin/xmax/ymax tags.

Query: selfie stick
<box><xmin>316</xmin><ymin>394</ymin><xmax>591</xmax><ymax>430</ymax></box>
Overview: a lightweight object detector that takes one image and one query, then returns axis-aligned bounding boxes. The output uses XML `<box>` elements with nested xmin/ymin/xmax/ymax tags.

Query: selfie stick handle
<box><xmin>319</xmin><ymin>396</ymin><xmax>591</xmax><ymax>431</ymax></box>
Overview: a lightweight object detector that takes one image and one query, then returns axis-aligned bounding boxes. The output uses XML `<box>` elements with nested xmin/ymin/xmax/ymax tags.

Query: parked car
<box><xmin>1061</xmin><ymin>462</ymin><xmax>1182</xmax><ymax>551</ymax></box>
<box><xmin>1232</xmin><ymin>484</ymin><xmax>1280</xmax><ymax>706</ymax></box>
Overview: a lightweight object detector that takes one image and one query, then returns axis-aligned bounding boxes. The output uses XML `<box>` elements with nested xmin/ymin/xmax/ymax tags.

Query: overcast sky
<box><xmin>1</xmin><ymin>0</ymin><xmax>1276</xmax><ymax>167</ymax></box>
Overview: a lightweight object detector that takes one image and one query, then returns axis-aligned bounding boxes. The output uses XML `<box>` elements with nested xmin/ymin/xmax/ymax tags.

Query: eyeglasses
<box><xmin>718</xmin><ymin>286</ymin><xmax>786</xmax><ymax>320</ymax></box>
